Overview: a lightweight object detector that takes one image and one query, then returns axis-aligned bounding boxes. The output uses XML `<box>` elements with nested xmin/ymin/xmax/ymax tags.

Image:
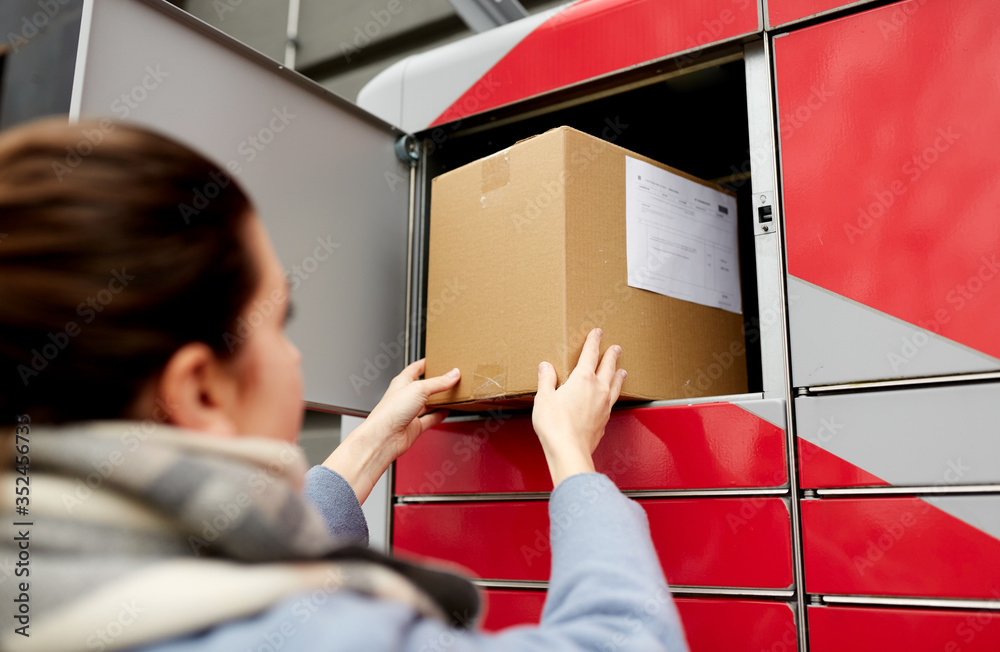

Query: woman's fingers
<box><xmin>385</xmin><ymin>358</ymin><xmax>425</xmax><ymax>393</ymax></box>
<box><xmin>537</xmin><ymin>361</ymin><xmax>557</xmax><ymax>395</ymax></box>
<box><xmin>596</xmin><ymin>343</ymin><xmax>622</xmax><ymax>386</ymax></box>
<box><xmin>417</xmin><ymin>409</ymin><xmax>449</xmax><ymax>432</ymax></box>
<box><xmin>411</xmin><ymin>367</ymin><xmax>461</xmax><ymax>399</ymax></box>
<box><xmin>609</xmin><ymin>368</ymin><xmax>627</xmax><ymax>404</ymax></box>
<box><xmin>392</xmin><ymin>358</ymin><xmax>426</xmax><ymax>386</ymax></box>
<box><xmin>572</xmin><ymin>328</ymin><xmax>603</xmax><ymax>376</ymax></box>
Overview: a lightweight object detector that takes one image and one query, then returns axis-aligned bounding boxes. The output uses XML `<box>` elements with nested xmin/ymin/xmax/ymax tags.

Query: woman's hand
<box><xmin>532</xmin><ymin>328</ymin><xmax>626</xmax><ymax>488</ymax></box>
<box><xmin>323</xmin><ymin>359</ymin><xmax>459</xmax><ymax>503</ymax></box>
<box><xmin>362</xmin><ymin>358</ymin><xmax>460</xmax><ymax>460</ymax></box>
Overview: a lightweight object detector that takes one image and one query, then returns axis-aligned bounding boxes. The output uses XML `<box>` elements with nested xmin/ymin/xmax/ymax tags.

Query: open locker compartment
<box><xmin>70</xmin><ymin>0</ymin><xmax>790</xmax><ymax>417</ymax></box>
<box><xmin>404</xmin><ymin>41</ymin><xmax>785</xmax><ymax>412</ymax></box>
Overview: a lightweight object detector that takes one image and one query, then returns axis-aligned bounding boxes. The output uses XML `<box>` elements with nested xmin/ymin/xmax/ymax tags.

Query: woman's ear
<box><xmin>155</xmin><ymin>342</ymin><xmax>242</xmax><ymax>436</ymax></box>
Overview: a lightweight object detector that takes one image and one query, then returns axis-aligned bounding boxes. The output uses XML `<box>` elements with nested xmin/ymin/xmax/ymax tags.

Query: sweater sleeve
<box><xmin>138</xmin><ymin>472</ymin><xmax>688</xmax><ymax>652</ymax></box>
<box><xmin>399</xmin><ymin>472</ymin><xmax>690</xmax><ymax>651</ymax></box>
<box><xmin>301</xmin><ymin>465</ymin><xmax>369</xmax><ymax>546</ymax></box>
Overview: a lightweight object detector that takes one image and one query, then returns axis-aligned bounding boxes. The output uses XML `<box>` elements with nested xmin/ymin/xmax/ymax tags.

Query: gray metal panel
<box><xmin>787</xmin><ymin>276</ymin><xmax>1000</xmax><ymax>388</ymax></box>
<box><xmin>924</xmin><ymin>496</ymin><xmax>1000</xmax><ymax>544</ymax></box>
<box><xmin>743</xmin><ymin>38</ymin><xmax>806</xmax><ymax>652</ymax></box>
<box><xmin>71</xmin><ymin>0</ymin><xmax>412</xmax><ymax>415</ymax></box>
<box><xmin>821</xmin><ymin>594</ymin><xmax>1000</xmax><ymax>611</ymax></box>
<box><xmin>797</xmin><ymin>383</ymin><xmax>1000</xmax><ymax>487</ymax></box>
<box><xmin>733</xmin><ymin>397</ymin><xmax>786</xmax><ymax>431</ymax></box>
<box><xmin>743</xmin><ymin>41</ymin><xmax>789</xmax><ymax>400</ymax></box>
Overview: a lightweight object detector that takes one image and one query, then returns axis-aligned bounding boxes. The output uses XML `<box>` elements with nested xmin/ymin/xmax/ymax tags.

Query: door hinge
<box><xmin>395</xmin><ymin>134</ymin><xmax>419</xmax><ymax>166</ymax></box>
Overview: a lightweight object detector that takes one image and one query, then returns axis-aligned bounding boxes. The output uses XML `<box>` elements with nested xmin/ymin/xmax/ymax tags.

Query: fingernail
<box><xmin>620</xmin><ymin>369</ymin><xmax>627</xmax><ymax>378</ymax></box>
<box><xmin>539</xmin><ymin>362</ymin><xmax>548</xmax><ymax>372</ymax></box>
<box><xmin>614</xmin><ymin>345</ymin><xmax>622</xmax><ymax>355</ymax></box>
<box><xmin>448</xmin><ymin>368</ymin><xmax>460</xmax><ymax>377</ymax></box>
<box><xmin>596</xmin><ymin>327</ymin><xmax>603</xmax><ymax>336</ymax></box>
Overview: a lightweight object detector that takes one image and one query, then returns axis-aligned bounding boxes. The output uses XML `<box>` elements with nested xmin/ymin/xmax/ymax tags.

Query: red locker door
<box><xmin>480</xmin><ymin>589</ymin><xmax>547</xmax><ymax>631</ymax></box>
<box><xmin>479</xmin><ymin>590</ymin><xmax>799</xmax><ymax>652</ymax></box>
<box><xmin>766</xmin><ymin>0</ymin><xmax>877</xmax><ymax>29</ymax></box>
<box><xmin>802</xmin><ymin>497</ymin><xmax>1000</xmax><ymax>600</ymax></box>
<box><xmin>797</xmin><ymin>383</ymin><xmax>1000</xmax><ymax>489</ymax></box>
<box><xmin>396</xmin><ymin>401</ymin><xmax>787</xmax><ymax>495</ymax></box>
<box><xmin>774</xmin><ymin>0</ymin><xmax>1000</xmax><ymax>387</ymax></box>
<box><xmin>809</xmin><ymin>604</ymin><xmax>1000</xmax><ymax>652</ymax></box>
<box><xmin>394</xmin><ymin>497</ymin><xmax>793</xmax><ymax>588</ymax></box>
<box><xmin>676</xmin><ymin>598</ymin><xmax>797</xmax><ymax>651</ymax></box>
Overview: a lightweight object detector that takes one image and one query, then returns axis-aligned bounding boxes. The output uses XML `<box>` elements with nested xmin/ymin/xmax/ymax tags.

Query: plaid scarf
<box><xmin>0</xmin><ymin>420</ymin><xmax>479</xmax><ymax>651</ymax></box>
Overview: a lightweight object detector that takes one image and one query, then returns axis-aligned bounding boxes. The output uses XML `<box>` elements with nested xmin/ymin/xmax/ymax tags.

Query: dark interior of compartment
<box><xmin>419</xmin><ymin>59</ymin><xmax>761</xmax><ymax>394</ymax></box>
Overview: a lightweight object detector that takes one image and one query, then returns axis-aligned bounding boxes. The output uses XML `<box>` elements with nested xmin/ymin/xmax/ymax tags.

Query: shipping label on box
<box><xmin>625</xmin><ymin>156</ymin><xmax>742</xmax><ymax>314</ymax></box>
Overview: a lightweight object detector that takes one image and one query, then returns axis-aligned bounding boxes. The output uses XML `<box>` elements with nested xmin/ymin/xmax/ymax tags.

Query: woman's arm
<box><xmin>301</xmin><ymin>465</ymin><xmax>369</xmax><ymax>545</ymax></box>
<box><xmin>320</xmin><ymin>359</ymin><xmax>460</xmax><ymax>505</ymax></box>
<box><xmin>301</xmin><ymin>359</ymin><xmax>459</xmax><ymax>542</ymax></box>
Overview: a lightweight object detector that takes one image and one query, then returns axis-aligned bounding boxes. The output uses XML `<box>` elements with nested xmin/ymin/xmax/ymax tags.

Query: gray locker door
<box><xmin>70</xmin><ymin>0</ymin><xmax>413</xmax><ymax>415</ymax></box>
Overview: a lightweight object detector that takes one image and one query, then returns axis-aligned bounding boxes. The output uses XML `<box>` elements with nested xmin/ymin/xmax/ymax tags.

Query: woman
<box><xmin>0</xmin><ymin>118</ymin><xmax>688</xmax><ymax>651</ymax></box>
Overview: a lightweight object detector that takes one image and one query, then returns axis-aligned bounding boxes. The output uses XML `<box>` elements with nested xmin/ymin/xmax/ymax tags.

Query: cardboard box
<box><xmin>425</xmin><ymin>126</ymin><xmax>748</xmax><ymax>410</ymax></box>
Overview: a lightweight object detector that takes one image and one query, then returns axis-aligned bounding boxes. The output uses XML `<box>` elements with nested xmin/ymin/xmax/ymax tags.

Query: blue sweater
<box><xmin>139</xmin><ymin>467</ymin><xmax>689</xmax><ymax>651</ymax></box>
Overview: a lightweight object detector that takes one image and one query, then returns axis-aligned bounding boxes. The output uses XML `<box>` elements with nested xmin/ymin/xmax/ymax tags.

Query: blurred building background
<box><xmin>0</xmin><ymin>0</ymin><xmax>566</xmax><ymax>130</ymax></box>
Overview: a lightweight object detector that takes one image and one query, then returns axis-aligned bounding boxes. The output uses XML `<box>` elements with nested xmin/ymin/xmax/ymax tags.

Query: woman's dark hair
<box><xmin>0</xmin><ymin>117</ymin><xmax>258</xmax><ymax>425</ymax></box>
